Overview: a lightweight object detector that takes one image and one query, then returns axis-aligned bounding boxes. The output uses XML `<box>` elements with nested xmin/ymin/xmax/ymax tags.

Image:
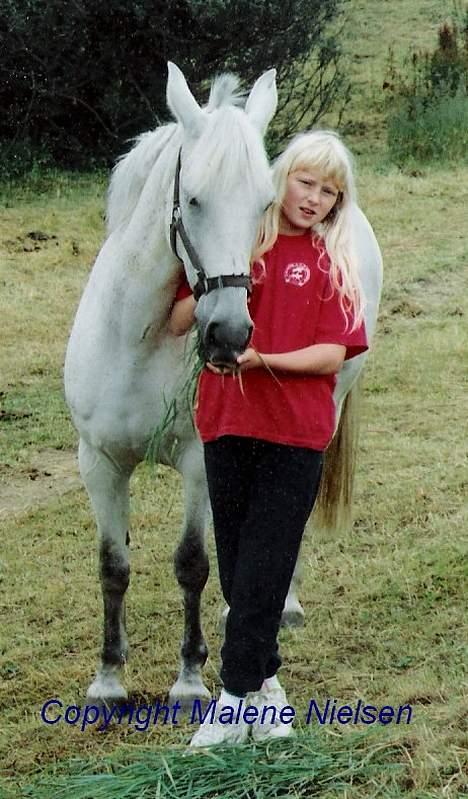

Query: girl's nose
<box><xmin>307</xmin><ymin>187</ymin><xmax>321</xmax><ymax>203</ymax></box>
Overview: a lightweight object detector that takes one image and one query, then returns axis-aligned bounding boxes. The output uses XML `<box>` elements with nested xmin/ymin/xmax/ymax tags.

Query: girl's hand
<box><xmin>204</xmin><ymin>348</ymin><xmax>263</xmax><ymax>375</ymax></box>
<box><xmin>236</xmin><ymin>348</ymin><xmax>263</xmax><ymax>371</ymax></box>
<box><xmin>205</xmin><ymin>362</ymin><xmax>224</xmax><ymax>375</ymax></box>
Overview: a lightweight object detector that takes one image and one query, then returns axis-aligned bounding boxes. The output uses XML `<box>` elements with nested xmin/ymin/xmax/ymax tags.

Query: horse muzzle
<box><xmin>199</xmin><ymin>319</ymin><xmax>253</xmax><ymax>369</ymax></box>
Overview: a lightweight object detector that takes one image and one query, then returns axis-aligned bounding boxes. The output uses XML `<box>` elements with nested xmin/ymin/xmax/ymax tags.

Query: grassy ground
<box><xmin>1</xmin><ymin>1</ymin><xmax>467</xmax><ymax>797</ymax></box>
<box><xmin>2</xmin><ymin>162</ymin><xmax>466</xmax><ymax>798</ymax></box>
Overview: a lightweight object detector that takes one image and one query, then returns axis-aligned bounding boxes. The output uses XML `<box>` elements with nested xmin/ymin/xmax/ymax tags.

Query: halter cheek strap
<box><xmin>170</xmin><ymin>149</ymin><xmax>252</xmax><ymax>302</ymax></box>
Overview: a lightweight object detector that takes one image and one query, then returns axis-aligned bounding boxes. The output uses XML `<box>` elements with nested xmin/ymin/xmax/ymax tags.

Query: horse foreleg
<box><xmin>170</xmin><ymin>442</ymin><xmax>211</xmax><ymax>709</ymax></box>
<box><xmin>79</xmin><ymin>438</ymin><xmax>133</xmax><ymax>705</ymax></box>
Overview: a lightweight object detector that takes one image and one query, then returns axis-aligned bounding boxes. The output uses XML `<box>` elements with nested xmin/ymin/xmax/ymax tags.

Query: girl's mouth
<box><xmin>300</xmin><ymin>207</ymin><xmax>316</xmax><ymax>217</ymax></box>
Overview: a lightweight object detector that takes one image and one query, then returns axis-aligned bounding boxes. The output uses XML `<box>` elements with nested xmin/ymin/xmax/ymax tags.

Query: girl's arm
<box><xmin>167</xmin><ymin>295</ymin><xmax>197</xmax><ymax>336</ymax></box>
<box><xmin>236</xmin><ymin>344</ymin><xmax>346</xmax><ymax>375</ymax></box>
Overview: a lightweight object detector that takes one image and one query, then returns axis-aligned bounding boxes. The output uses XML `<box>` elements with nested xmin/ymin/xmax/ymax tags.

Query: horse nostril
<box><xmin>205</xmin><ymin>320</ymin><xmax>253</xmax><ymax>356</ymax></box>
<box><xmin>206</xmin><ymin>322</ymin><xmax>219</xmax><ymax>348</ymax></box>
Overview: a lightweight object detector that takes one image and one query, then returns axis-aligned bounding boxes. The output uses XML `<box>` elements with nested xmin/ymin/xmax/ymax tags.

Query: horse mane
<box><xmin>206</xmin><ymin>74</ymin><xmax>244</xmax><ymax>110</ymax></box>
<box><xmin>106</xmin><ymin>72</ymin><xmax>257</xmax><ymax>235</ymax></box>
<box><xmin>106</xmin><ymin>123</ymin><xmax>179</xmax><ymax>234</ymax></box>
<box><xmin>183</xmin><ymin>108</ymin><xmax>265</xmax><ymax>197</ymax></box>
<box><xmin>183</xmin><ymin>73</ymin><xmax>265</xmax><ymax>197</ymax></box>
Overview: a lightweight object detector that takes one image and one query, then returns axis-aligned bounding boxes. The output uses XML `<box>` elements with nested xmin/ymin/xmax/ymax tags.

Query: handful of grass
<box><xmin>22</xmin><ymin>729</ymin><xmax>406</xmax><ymax>799</ymax></box>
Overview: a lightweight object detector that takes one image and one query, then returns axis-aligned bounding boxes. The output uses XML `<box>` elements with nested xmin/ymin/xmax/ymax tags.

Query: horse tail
<box><xmin>313</xmin><ymin>379</ymin><xmax>361</xmax><ymax>533</ymax></box>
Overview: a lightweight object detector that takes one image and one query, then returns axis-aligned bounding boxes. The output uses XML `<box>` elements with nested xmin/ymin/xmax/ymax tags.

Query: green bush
<box><xmin>385</xmin><ymin>7</ymin><xmax>468</xmax><ymax>164</ymax></box>
<box><xmin>388</xmin><ymin>89</ymin><xmax>468</xmax><ymax>164</ymax></box>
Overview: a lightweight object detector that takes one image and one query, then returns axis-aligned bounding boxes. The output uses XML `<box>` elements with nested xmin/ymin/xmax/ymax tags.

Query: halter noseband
<box><xmin>170</xmin><ymin>149</ymin><xmax>252</xmax><ymax>302</ymax></box>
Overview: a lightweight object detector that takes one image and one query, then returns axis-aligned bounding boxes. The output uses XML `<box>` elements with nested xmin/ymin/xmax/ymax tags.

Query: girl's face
<box><xmin>279</xmin><ymin>169</ymin><xmax>340</xmax><ymax>235</ymax></box>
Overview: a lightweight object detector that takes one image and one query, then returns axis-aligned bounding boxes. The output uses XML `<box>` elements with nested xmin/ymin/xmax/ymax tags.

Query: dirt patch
<box><xmin>2</xmin><ymin>230</ymin><xmax>60</xmax><ymax>254</ymax></box>
<box><xmin>0</xmin><ymin>449</ymin><xmax>82</xmax><ymax>517</ymax></box>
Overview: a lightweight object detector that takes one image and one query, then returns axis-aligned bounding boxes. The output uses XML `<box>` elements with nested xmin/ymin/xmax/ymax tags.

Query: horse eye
<box><xmin>189</xmin><ymin>197</ymin><xmax>199</xmax><ymax>208</ymax></box>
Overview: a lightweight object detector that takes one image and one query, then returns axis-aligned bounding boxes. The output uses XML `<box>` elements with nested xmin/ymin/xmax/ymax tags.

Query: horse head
<box><xmin>166</xmin><ymin>62</ymin><xmax>277</xmax><ymax>368</ymax></box>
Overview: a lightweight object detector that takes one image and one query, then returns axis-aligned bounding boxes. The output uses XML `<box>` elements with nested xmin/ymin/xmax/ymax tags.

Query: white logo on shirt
<box><xmin>284</xmin><ymin>262</ymin><xmax>311</xmax><ymax>287</ymax></box>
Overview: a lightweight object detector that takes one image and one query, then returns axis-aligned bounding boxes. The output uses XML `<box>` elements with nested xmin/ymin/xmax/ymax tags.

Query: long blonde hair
<box><xmin>253</xmin><ymin>130</ymin><xmax>365</xmax><ymax>328</ymax></box>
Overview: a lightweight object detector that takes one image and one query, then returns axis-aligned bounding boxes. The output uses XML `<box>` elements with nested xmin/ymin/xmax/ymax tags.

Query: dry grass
<box><xmin>1</xmin><ymin>1</ymin><xmax>467</xmax><ymax>796</ymax></box>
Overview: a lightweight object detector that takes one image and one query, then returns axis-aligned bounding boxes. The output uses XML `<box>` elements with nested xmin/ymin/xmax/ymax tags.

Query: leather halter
<box><xmin>170</xmin><ymin>149</ymin><xmax>252</xmax><ymax>302</ymax></box>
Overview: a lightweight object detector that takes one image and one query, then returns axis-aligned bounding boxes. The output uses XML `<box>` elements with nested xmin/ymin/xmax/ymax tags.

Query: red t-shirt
<box><xmin>176</xmin><ymin>233</ymin><xmax>368</xmax><ymax>451</ymax></box>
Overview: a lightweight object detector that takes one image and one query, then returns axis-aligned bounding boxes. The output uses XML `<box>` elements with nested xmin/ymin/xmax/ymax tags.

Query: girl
<box><xmin>169</xmin><ymin>130</ymin><xmax>368</xmax><ymax>746</ymax></box>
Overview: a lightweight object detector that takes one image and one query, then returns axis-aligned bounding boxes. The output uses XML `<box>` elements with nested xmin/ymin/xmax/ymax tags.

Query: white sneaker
<box><xmin>189</xmin><ymin>690</ymin><xmax>250</xmax><ymax>748</ymax></box>
<box><xmin>249</xmin><ymin>676</ymin><xmax>295</xmax><ymax>741</ymax></box>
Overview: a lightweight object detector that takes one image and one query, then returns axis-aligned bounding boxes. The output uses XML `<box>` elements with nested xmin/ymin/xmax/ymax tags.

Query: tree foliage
<box><xmin>0</xmin><ymin>0</ymin><xmax>348</xmax><ymax>171</ymax></box>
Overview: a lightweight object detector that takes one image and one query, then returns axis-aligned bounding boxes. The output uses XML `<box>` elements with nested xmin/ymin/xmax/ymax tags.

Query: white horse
<box><xmin>64</xmin><ymin>62</ymin><xmax>382</xmax><ymax>708</ymax></box>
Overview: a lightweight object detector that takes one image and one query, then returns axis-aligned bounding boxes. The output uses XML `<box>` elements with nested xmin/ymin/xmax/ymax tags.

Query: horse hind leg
<box><xmin>169</xmin><ymin>441</ymin><xmax>211</xmax><ymax>709</ymax></box>
<box><xmin>281</xmin><ymin>559</ymin><xmax>305</xmax><ymax>627</ymax></box>
<box><xmin>218</xmin><ymin>558</ymin><xmax>305</xmax><ymax>633</ymax></box>
<box><xmin>79</xmin><ymin>438</ymin><xmax>134</xmax><ymax>705</ymax></box>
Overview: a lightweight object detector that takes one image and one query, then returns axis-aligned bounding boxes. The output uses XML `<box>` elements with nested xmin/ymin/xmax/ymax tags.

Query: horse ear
<box><xmin>245</xmin><ymin>69</ymin><xmax>278</xmax><ymax>134</ymax></box>
<box><xmin>166</xmin><ymin>62</ymin><xmax>205</xmax><ymax>137</ymax></box>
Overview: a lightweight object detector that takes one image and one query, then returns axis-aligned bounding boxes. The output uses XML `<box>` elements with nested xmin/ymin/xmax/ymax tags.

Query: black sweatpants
<box><xmin>204</xmin><ymin>435</ymin><xmax>323</xmax><ymax>697</ymax></box>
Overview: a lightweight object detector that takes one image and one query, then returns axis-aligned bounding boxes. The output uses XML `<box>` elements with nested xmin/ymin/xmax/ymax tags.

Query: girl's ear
<box><xmin>166</xmin><ymin>62</ymin><xmax>206</xmax><ymax>138</ymax></box>
<box><xmin>245</xmin><ymin>69</ymin><xmax>278</xmax><ymax>134</ymax></box>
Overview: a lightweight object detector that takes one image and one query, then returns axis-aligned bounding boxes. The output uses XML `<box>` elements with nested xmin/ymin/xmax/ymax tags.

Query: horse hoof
<box><xmin>86</xmin><ymin>671</ymin><xmax>128</xmax><ymax>706</ymax></box>
<box><xmin>168</xmin><ymin>679</ymin><xmax>212</xmax><ymax>713</ymax></box>
<box><xmin>281</xmin><ymin>607</ymin><xmax>305</xmax><ymax>628</ymax></box>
